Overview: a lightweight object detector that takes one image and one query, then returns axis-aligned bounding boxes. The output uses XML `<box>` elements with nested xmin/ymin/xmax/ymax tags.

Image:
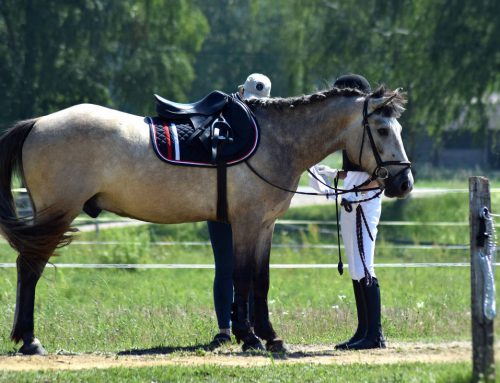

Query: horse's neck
<box><xmin>256</xmin><ymin>97</ymin><xmax>358</xmax><ymax>172</ymax></box>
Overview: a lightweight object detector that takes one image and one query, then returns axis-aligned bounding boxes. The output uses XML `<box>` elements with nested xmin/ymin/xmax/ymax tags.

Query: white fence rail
<box><xmin>0</xmin><ymin>262</ymin><xmax>494</xmax><ymax>269</ymax></box>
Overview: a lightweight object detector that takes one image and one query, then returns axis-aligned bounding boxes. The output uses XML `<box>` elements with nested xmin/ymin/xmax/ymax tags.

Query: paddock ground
<box><xmin>0</xmin><ymin>341</ymin><xmax>494</xmax><ymax>371</ymax></box>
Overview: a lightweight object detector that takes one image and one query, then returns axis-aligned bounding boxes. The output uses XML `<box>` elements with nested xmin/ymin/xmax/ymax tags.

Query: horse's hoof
<box><xmin>242</xmin><ymin>335</ymin><xmax>265</xmax><ymax>352</ymax></box>
<box><xmin>19</xmin><ymin>338</ymin><xmax>47</xmax><ymax>355</ymax></box>
<box><xmin>266</xmin><ymin>338</ymin><xmax>288</xmax><ymax>353</ymax></box>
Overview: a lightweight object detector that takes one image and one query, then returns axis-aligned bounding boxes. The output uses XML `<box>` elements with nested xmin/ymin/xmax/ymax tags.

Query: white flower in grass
<box><xmin>331</xmin><ymin>305</ymin><xmax>339</xmax><ymax>310</ymax></box>
<box><xmin>338</xmin><ymin>295</ymin><xmax>347</xmax><ymax>301</ymax></box>
<box><xmin>416</xmin><ymin>301</ymin><xmax>425</xmax><ymax>309</ymax></box>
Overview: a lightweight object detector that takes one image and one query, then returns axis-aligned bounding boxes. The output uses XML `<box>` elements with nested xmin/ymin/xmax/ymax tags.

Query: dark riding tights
<box><xmin>207</xmin><ymin>221</ymin><xmax>233</xmax><ymax>330</ymax></box>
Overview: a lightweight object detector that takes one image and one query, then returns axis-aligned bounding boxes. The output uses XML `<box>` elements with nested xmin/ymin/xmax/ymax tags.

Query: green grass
<box><xmin>0</xmin><ymin>188</ymin><xmax>498</xmax><ymax>381</ymax></box>
<box><xmin>0</xmin><ymin>192</ymin><xmax>494</xmax><ymax>353</ymax></box>
<box><xmin>0</xmin><ymin>363</ymin><xmax>477</xmax><ymax>383</ymax></box>
<box><xmin>0</xmin><ymin>266</ymin><xmax>477</xmax><ymax>354</ymax></box>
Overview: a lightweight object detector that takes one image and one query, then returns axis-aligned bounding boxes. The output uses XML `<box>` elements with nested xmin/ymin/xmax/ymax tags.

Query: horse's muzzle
<box><xmin>383</xmin><ymin>168</ymin><xmax>413</xmax><ymax>198</ymax></box>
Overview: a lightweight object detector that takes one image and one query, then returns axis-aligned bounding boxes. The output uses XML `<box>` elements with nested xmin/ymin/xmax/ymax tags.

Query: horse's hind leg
<box><xmin>231</xmin><ymin>222</ymin><xmax>265</xmax><ymax>351</ymax></box>
<box><xmin>252</xmin><ymin>221</ymin><xmax>287</xmax><ymax>353</ymax></box>
<box><xmin>11</xmin><ymin>255</ymin><xmax>48</xmax><ymax>355</ymax></box>
<box><xmin>9</xmin><ymin>210</ymin><xmax>75</xmax><ymax>355</ymax></box>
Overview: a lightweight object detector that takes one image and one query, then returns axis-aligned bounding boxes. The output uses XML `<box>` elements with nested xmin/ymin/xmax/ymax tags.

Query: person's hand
<box><xmin>316</xmin><ymin>165</ymin><xmax>338</xmax><ymax>180</ymax></box>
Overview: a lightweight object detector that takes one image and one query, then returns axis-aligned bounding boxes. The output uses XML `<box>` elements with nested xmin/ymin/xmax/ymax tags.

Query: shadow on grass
<box><xmin>117</xmin><ymin>344</ymin><xmax>340</xmax><ymax>359</ymax></box>
<box><xmin>118</xmin><ymin>343</ymin><xmax>213</xmax><ymax>355</ymax></box>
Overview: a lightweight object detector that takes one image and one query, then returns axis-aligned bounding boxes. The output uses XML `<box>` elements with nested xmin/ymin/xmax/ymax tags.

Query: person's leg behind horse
<box><xmin>207</xmin><ymin>221</ymin><xmax>233</xmax><ymax>348</ymax></box>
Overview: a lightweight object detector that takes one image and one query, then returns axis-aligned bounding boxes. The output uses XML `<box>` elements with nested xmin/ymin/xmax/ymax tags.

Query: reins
<box><xmin>245</xmin><ymin>160</ymin><xmax>380</xmax><ymax>197</ymax></box>
<box><xmin>245</xmin><ymin>160</ymin><xmax>383</xmax><ymax>277</ymax></box>
<box><xmin>245</xmin><ymin>91</ymin><xmax>411</xmax><ymax>280</ymax></box>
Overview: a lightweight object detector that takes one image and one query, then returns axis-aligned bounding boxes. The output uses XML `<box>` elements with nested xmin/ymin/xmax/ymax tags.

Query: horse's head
<box><xmin>343</xmin><ymin>87</ymin><xmax>413</xmax><ymax>198</ymax></box>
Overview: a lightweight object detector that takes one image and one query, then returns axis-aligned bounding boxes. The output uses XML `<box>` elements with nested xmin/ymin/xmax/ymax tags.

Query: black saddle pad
<box><xmin>146</xmin><ymin>96</ymin><xmax>259</xmax><ymax>167</ymax></box>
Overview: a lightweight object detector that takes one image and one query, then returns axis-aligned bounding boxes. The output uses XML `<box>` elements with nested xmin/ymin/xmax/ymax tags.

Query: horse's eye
<box><xmin>378</xmin><ymin>128</ymin><xmax>389</xmax><ymax>137</ymax></box>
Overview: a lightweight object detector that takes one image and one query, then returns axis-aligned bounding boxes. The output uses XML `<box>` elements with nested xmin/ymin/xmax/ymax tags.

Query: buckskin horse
<box><xmin>0</xmin><ymin>85</ymin><xmax>413</xmax><ymax>355</ymax></box>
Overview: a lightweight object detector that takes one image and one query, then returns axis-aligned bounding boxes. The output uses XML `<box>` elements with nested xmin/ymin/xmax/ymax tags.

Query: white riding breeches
<box><xmin>308</xmin><ymin>167</ymin><xmax>382</xmax><ymax>281</ymax></box>
<box><xmin>340</xmin><ymin>172</ymin><xmax>382</xmax><ymax>281</ymax></box>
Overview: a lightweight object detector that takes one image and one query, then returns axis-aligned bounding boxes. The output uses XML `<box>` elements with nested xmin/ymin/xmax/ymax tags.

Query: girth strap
<box><xmin>216</xmin><ymin>161</ymin><xmax>229</xmax><ymax>223</ymax></box>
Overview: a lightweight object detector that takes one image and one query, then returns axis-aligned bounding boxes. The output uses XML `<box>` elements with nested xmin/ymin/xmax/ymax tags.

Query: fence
<box><xmin>3</xmin><ymin>188</ymin><xmax>492</xmax><ymax>271</ymax></box>
<box><xmin>470</xmin><ymin>177</ymin><xmax>496</xmax><ymax>383</ymax></box>
<box><xmin>7</xmin><ymin>183</ymin><xmax>499</xmax><ymax>381</ymax></box>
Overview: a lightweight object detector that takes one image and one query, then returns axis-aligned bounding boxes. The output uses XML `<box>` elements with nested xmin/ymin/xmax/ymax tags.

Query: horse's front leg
<box><xmin>231</xmin><ymin>222</ymin><xmax>264</xmax><ymax>351</ymax></box>
<box><xmin>11</xmin><ymin>255</ymin><xmax>48</xmax><ymax>355</ymax></box>
<box><xmin>252</xmin><ymin>220</ymin><xmax>287</xmax><ymax>353</ymax></box>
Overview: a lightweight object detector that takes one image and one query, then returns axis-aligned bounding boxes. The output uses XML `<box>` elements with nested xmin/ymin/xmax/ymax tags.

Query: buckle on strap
<box><xmin>373</xmin><ymin>166</ymin><xmax>389</xmax><ymax>180</ymax></box>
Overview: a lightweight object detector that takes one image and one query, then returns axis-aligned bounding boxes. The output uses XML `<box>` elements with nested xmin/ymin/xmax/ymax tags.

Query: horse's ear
<box><xmin>368</xmin><ymin>88</ymin><xmax>403</xmax><ymax>115</ymax></box>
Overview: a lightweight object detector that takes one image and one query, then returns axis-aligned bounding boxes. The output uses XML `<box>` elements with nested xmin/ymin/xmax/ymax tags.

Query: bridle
<box><xmin>244</xmin><ymin>92</ymin><xmax>412</xmax><ymax>278</ymax></box>
<box><xmin>245</xmin><ymin>93</ymin><xmax>411</xmax><ymax>197</ymax></box>
<box><xmin>358</xmin><ymin>93</ymin><xmax>411</xmax><ymax>183</ymax></box>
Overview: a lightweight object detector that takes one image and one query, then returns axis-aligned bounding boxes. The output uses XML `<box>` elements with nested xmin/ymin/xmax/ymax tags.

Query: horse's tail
<box><xmin>0</xmin><ymin>119</ymin><xmax>73</xmax><ymax>263</ymax></box>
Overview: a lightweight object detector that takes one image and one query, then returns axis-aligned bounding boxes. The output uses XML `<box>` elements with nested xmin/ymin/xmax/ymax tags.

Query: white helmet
<box><xmin>239</xmin><ymin>73</ymin><xmax>271</xmax><ymax>100</ymax></box>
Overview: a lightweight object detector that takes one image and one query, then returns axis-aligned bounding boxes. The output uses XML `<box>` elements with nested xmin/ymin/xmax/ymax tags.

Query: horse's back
<box><xmin>21</xmin><ymin>104</ymin><xmax>218</xmax><ymax>222</ymax></box>
<box><xmin>29</xmin><ymin>103</ymin><xmax>145</xmax><ymax>139</ymax></box>
<box><xmin>22</xmin><ymin>105</ymin><xmax>149</xmax><ymax>211</ymax></box>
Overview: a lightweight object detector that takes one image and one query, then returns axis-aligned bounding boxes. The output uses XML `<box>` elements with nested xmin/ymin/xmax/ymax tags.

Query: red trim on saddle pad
<box><xmin>162</xmin><ymin>122</ymin><xmax>173</xmax><ymax>160</ymax></box>
<box><xmin>146</xmin><ymin>116</ymin><xmax>260</xmax><ymax>167</ymax></box>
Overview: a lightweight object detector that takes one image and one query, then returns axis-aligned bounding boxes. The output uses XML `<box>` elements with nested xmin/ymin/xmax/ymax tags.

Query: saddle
<box><xmin>149</xmin><ymin>91</ymin><xmax>259</xmax><ymax>165</ymax></box>
<box><xmin>155</xmin><ymin>90</ymin><xmax>228</xmax><ymax>117</ymax></box>
<box><xmin>147</xmin><ymin>91</ymin><xmax>260</xmax><ymax>223</ymax></box>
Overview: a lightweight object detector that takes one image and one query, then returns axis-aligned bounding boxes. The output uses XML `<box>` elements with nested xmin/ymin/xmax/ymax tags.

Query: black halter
<box><xmin>359</xmin><ymin>94</ymin><xmax>411</xmax><ymax>182</ymax></box>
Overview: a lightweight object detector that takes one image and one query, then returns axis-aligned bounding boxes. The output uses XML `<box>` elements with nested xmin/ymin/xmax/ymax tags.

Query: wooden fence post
<box><xmin>470</xmin><ymin>176</ymin><xmax>495</xmax><ymax>383</ymax></box>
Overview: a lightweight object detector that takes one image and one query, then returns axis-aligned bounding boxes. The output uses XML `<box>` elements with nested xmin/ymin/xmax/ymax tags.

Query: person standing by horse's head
<box><xmin>309</xmin><ymin>73</ymin><xmax>387</xmax><ymax>350</ymax></box>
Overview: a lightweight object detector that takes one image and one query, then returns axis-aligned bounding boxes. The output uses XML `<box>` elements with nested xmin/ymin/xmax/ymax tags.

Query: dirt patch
<box><xmin>0</xmin><ymin>341</ymin><xmax>487</xmax><ymax>372</ymax></box>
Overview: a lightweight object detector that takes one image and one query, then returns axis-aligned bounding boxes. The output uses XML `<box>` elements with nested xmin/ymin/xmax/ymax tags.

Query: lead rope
<box><xmin>334</xmin><ymin>175</ymin><xmax>343</xmax><ymax>275</ymax></box>
<box><xmin>355</xmin><ymin>204</ymin><xmax>374</xmax><ymax>286</ymax></box>
<box><xmin>246</xmin><ymin>161</ymin><xmax>383</xmax><ymax>279</ymax></box>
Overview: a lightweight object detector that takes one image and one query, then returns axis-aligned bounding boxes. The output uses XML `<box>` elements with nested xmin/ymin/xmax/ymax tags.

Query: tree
<box><xmin>191</xmin><ymin>0</ymin><xmax>500</xmax><ymax>160</ymax></box>
<box><xmin>0</xmin><ymin>0</ymin><xmax>208</xmax><ymax>127</ymax></box>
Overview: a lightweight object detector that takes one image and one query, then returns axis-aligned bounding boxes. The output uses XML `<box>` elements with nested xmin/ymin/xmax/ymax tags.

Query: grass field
<box><xmin>0</xmin><ymin>185</ymin><xmax>499</xmax><ymax>381</ymax></box>
<box><xmin>0</xmin><ymin>363</ymin><xmax>476</xmax><ymax>383</ymax></box>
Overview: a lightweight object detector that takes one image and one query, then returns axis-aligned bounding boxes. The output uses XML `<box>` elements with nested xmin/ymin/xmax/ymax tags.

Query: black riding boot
<box><xmin>349</xmin><ymin>277</ymin><xmax>386</xmax><ymax>350</ymax></box>
<box><xmin>335</xmin><ymin>279</ymin><xmax>367</xmax><ymax>350</ymax></box>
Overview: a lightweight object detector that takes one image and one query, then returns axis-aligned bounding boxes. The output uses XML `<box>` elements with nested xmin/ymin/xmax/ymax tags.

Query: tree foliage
<box><xmin>189</xmin><ymin>0</ymin><xmax>499</xmax><ymax>158</ymax></box>
<box><xmin>1</xmin><ymin>0</ymin><xmax>499</xmax><ymax>158</ymax></box>
<box><xmin>0</xmin><ymin>0</ymin><xmax>208</xmax><ymax>125</ymax></box>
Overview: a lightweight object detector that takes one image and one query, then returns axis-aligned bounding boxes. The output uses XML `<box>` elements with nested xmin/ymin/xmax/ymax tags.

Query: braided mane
<box><xmin>248</xmin><ymin>85</ymin><xmax>406</xmax><ymax>117</ymax></box>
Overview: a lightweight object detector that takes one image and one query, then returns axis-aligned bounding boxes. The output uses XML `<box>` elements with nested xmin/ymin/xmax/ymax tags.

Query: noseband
<box><xmin>358</xmin><ymin>94</ymin><xmax>411</xmax><ymax>182</ymax></box>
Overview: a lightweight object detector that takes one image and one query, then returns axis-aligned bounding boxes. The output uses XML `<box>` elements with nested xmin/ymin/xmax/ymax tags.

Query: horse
<box><xmin>0</xmin><ymin>85</ymin><xmax>413</xmax><ymax>355</ymax></box>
